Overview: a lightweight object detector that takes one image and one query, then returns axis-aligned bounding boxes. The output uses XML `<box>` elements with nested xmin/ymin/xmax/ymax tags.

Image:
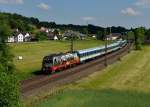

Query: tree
<box><xmin>0</xmin><ymin>22</ymin><xmax>11</xmax><ymax>43</ymax></box>
<box><xmin>96</xmin><ymin>31</ymin><xmax>104</xmax><ymax>40</ymax></box>
<box><xmin>36</xmin><ymin>32</ymin><xmax>48</xmax><ymax>41</ymax></box>
<box><xmin>0</xmin><ymin>72</ymin><xmax>20</xmax><ymax>107</ymax></box>
<box><xmin>53</xmin><ymin>29</ymin><xmax>59</xmax><ymax>36</ymax></box>
<box><xmin>134</xmin><ymin>27</ymin><xmax>145</xmax><ymax>50</ymax></box>
<box><xmin>145</xmin><ymin>29</ymin><xmax>150</xmax><ymax>40</ymax></box>
<box><xmin>127</xmin><ymin>31</ymin><xmax>134</xmax><ymax>42</ymax></box>
<box><xmin>0</xmin><ymin>23</ymin><xmax>20</xmax><ymax>107</ymax></box>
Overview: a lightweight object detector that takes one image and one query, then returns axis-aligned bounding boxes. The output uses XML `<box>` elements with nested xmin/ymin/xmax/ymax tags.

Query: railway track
<box><xmin>21</xmin><ymin>43</ymin><xmax>133</xmax><ymax>100</ymax></box>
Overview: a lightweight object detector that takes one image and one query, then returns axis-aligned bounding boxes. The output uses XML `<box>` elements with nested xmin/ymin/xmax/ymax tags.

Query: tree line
<box><xmin>0</xmin><ymin>20</ymin><xmax>20</xmax><ymax>107</ymax></box>
<box><xmin>0</xmin><ymin>12</ymin><xmax>128</xmax><ymax>34</ymax></box>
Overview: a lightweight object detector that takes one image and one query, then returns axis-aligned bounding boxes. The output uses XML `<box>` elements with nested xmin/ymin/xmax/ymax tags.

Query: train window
<box><xmin>80</xmin><ymin>54</ymin><xmax>83</xmax><ymax>57</ymax></box>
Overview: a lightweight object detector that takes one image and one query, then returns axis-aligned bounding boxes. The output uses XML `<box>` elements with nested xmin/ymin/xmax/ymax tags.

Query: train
<box><xmin>42</xmin><ymin>40</ymin><xmax>127</xmax><ymax>73</ymax></box>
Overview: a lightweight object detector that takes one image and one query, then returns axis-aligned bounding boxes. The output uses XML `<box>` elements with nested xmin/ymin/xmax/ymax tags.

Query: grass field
<box><xmin>32</xmin><ymin>45</ymin><xmax>150</xmax><ymax>107</ymax></box>
<box><xmin>10</xmin><ymin>40</ymin><xmax>104</xmax><ymax>80</ymax></box>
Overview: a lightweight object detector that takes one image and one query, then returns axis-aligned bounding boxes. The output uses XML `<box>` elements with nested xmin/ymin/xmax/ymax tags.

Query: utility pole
<box><xmin>70</xmin><ymin>32</ymin><xmax>74</xmax><ymax>52</ymax></box>
<box><xmin>104</xmin><ymin>27</ymin><xmax>112</xmax><ymax>66</ymax></box>
<box><xmin>126</xmin><ymin>32</ymin><xmax>130</xmax><ymax>53</ymax></box>
<box><xmin>104</xmin><ymin>28</ymin><xmax>108</xmax><ymax>66</ymax></box>
<box><xmin>109</xmin><ymin>27</ymin><xmax>112</xmax><ymax>39</ymax></box>
<box><xmin>70</xmin><ymin>34</ymin><xmax>73</xmax><ymax>52</ymax></box>
<box><xmin>86</xmin><ymin>21</ymin><xmax>89</xmax><ymax>37</ymax></box>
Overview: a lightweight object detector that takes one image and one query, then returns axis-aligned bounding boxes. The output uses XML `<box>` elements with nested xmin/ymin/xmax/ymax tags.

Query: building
<box><xmin>106</xmin><ymin>33</ymin><xmax>122</xmax><ymax>41</ymax></box>
<box><xmin>54</xmin><ymin>36</ymin><xmax>58</xmax><ymax>40</ymax></box>
<box><xmin>47</xmin><ymin>32</ymin><xmax>59</xmax><ymax>40</ymax></box>
<box><xmin>24</xmin><ymin>33</ymin><xmax>31</xmax><ymax>42</ymax></box>
<box><xmin>16</xmin><ymin>33</ymin><xmax>24</xmax><ymax>42</ymax></box>
<box><xmin>63</xmin><ymin>30</ymin><xmax>86</xmax><ymax>40</ymax></box>
<box><xmin>7</xmin><ymin>32</ymin><xmax>31</xmax><ymax>43</ymax></box>
<box><xmin>8</xmin><ymin>36</ymin><xmax>15</xmax><ymax>42</ymax></box>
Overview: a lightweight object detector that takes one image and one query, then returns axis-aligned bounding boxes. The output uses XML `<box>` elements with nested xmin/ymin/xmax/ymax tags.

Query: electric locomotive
<box><xmin>42</xmin><ymin>52</ymin><xmax>80</xmax><ymax>73</ymax></box>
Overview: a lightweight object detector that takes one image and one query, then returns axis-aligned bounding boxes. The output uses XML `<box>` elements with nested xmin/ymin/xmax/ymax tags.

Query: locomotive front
<box><xmin>42</xmin><ymin>55</ymin><xmax>54</xmax><ymax>73</ymax></box>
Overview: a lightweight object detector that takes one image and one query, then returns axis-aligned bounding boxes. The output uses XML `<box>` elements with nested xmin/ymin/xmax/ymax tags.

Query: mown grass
<box><xmin>33</xmin><ymin>89</ymin><xmax>150</xmax><ymax>107</ymax></box>
<box><xmin>10</xmin><ymin>40</ymin><xmax>104</xmax><ymax>80</ymax></box>
<box><xmin>32</xmin><ymin>45</ymin><xmax>150</xmax><ymax>107</ymax></box>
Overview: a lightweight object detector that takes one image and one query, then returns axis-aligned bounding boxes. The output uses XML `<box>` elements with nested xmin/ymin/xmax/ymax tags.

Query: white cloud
<box><xmin>0</xmin><ymin>0</ymin><xmax>24</xmax><ymax>4</ymax></box>
<box><xmin>37</xmin><ymin>3</ymin><xmax>50</xmax><ymax>10</ymax></box>
<box><xmin>81</xmin><ymin>17</ymin><xmax>96</xmax><ymax>21</ymax></box>
<box><xmin>121</xmin><ymin>8</ymin><xmax>140</xmax><ymax>16</ymax></box>
<box><xmin>135</xmin><ymin>0</ymin><xmax>150</xmax><ymax>6</ymax></box>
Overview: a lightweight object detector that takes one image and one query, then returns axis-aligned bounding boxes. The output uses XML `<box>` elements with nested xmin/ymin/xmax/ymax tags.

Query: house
<box><xmin>7</xmin><ymin>32</ymin><xmax>31</xmax><ymax>43</ymax></box>
<box><xmin>16</xmin><ymin>33</ymin><xmax>24</xmax><ymax>42</ymax></box>
<box><xmin>105</xmin><ymin>33</ymin><xmax>122</xmax><ymax>41</ymax></box>
<box><xmin>79</xmin><ymin>33</ymin><xmax>86</xmax><ymax>40</ymax></box>
<box><xmin>40</xmin><ymin>27</ymin><xmax>46</xmax><ymax>32</ymax></box>
<box><xmin>92</xmin><ymin>35</ymin><xmax>96</xmax><ymax>38</ymax></box>
<box><xmin>47</xmin><ymin>32</ymin><xmax>59</xmax><ymax>40</ymax></box>
<box><xmin>54</xmin><ymin>36</ymin><xmax>58</xmax><ymax>40</ymax></box>
<box><xmin>63</xmin><ymin>30</ymin><xmax>85</xmax><ymax>40</ymax></box>
<box><xmin>24</xmin><ymin>33</ymin><xmax>31</xmax><ymax>42</ymax></box>
<box><xmin>40</xmin><ymin>27</ymin><xmax>56</xmax><ymax>33</ymax></box>
<box><xmin>8</xmin><ymin>36</ymin><xmax>15</xmax><ymax>42</ymax></box>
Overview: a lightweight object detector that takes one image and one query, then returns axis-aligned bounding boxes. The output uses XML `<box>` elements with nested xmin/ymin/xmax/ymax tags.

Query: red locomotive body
<box><xmin>42</xmin><ymin>52</ymin><xmax>80</xmax><ymax>73</ymax></box>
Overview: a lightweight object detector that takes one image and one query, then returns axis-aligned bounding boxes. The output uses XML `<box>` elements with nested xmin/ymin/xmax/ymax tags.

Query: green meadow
<box><xmin>10</xmin><ymin>40</ymin><xmax>104</xmax><ymax>80</ymax></box>
<box><xmin>32</xmin><ymin>45</ymin><xmax>150</xmax><ymax>107</ymax></box>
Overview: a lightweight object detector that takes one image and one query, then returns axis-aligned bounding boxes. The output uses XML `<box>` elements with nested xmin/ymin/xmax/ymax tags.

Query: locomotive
<box><xmin>42</xmin><ymin>40</ymin><xmax>127</xmax><ymax>73</ymax></box>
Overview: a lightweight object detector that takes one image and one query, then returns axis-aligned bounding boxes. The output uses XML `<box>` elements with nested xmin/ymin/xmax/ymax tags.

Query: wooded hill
<box><xmin>0</xmin><ymin>12</ymin><xmax>128</xmax><ymax>35</ymax></box>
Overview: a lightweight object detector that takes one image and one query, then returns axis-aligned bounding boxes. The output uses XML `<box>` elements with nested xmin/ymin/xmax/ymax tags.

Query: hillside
<box><xmin>0</xmin><ymin>12</ymin><xmax>128</xmax><ymax>35</ymax></box>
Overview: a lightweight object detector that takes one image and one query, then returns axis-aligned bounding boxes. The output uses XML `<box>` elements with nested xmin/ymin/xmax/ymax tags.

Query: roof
<box><xmin>77</xmin><ymin>46</ymin><xmax>105</xmax><ymax>54</ymax></box>
<box><xmin>111</xmin><ymin>33</ymin><xmax>122</xmax><ymax>37</ymax></box>
<box><xmin>44</xmin><ymin>53</ymin><xmax>64</xmax><ymax>59</ymax></box>
<box><xmin>77</xmin><ymin>41</ymin><xmax>121</xmax><ymax>54</ymax></box>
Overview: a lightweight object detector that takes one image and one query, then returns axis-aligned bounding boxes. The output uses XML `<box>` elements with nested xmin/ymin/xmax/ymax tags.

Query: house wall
<box><xmin>8</xmin><ymin>36</ymin><xmax>15</xmax><ymax>42</ymax></box>
<box><xmin>112</xmin><ymin>36</ymin><xmax>118</xmax><ymax>40</ymax></box>
<box><xmin>54</xmin><ymin>36</ymin><xmax>58</xmax><ymax>40</ymax></box>
<box><xmin>25</xmin><ymin>33</ymin><xmax>30</xmax><ymax>37</ymax></box>
<box><xmin>17</xmin><ymin>34</ymin><xmax>24</xmax><ymax>42</ymax></box>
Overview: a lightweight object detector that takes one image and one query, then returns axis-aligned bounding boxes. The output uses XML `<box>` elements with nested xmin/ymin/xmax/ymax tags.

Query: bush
<box><xmin>0</xmin><ymin>22</ymin><xmax>20</xmax><ymax>107</ymax></box>
<box><xmin>36</xmin><ymin>32</ymin><xmax>48</xmax><ymax>41</ymax></box>
<box><xmin>0</xmin><ymin>43</ymin><xmax>15</xmax><ymax>74</ymax></box>
<box><xmin>0</xmin><ymin>72</ymin><xmax>20</xmax><ymax>107</ymax></box>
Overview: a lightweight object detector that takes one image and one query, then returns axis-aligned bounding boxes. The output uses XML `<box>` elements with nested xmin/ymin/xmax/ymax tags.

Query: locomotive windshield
<box><xmin>43</xmin><ymin>58</ymin><xmax>53</xmax><ymax>67</ymax></box>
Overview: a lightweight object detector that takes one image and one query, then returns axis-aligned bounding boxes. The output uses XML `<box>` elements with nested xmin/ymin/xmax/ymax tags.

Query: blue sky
<box><xmin>0</xmin><ymin>0</ymin><xmax>150</xmax><ymax>28</ymax></box>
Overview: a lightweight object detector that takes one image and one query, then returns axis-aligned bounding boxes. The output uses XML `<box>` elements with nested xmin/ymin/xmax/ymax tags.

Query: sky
<box><xmin>0</xmin><ymin>0</ymin><xmax>150</xmax><ymax>28</ymax></box>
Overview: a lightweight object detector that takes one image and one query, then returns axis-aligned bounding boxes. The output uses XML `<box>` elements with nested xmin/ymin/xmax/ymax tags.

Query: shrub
<box><xmin>0</xmin><ymin>72</ymin><xmax>20</xmax><ymax>107</ymax></box>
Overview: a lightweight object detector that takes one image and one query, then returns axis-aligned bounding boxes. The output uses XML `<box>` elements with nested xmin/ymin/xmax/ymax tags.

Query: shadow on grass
<box><xmin>32</xmin><ymin>70</ymin><xmax>43</xmax><ymax>75</ymax></box>
<box><xmin>33</xmin><ymin>89</ymin><xmax>150</xmax><ymax>107</ymax></box>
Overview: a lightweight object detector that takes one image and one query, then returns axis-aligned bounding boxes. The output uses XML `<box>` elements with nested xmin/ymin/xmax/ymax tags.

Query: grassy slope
<box><xmin>33</xmin><ymin>45</ymin><xmax>150</xmax><ymax>107</ymax></box>
<box><xmin>10</xmin><ymin>40</ymin><xmax>104</xmax><ymax>80</ymax></box>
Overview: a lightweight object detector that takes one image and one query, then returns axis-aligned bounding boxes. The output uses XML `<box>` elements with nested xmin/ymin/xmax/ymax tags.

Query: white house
<box><xmin>24</xmin><ymin>33</ymin><xmax>31</xmax><ymax>42</ymax></box>
<box><xmin>24</xmin><ymin>33</ymin><xmax>30</xmax><ymax>38</ymax></box>
<box><xmin>7</xmin><ymin>32</ymin><xmax>31</xmax><ymax>43</ymax></box>
<box><xmin>17</xmin><ymin>33</ymin><xmax>24</xmax><ymax>42</ymax></box>
<box><xmin>54</xmin><ymin>35</ymin><xmax>58</xmax><ymax>40</ymax></box>
<box><xmin>105</xmin><ymin>33</ymin><xmax>122</xmax><ymax>41</ymax></box>
<box><xmin>8</xmin><ymin>36</ymin><xmax>15</xmax><ymax>43</ymax></box>
<box><xmin>92</xmin><ymin>35</ymin><xmax>96</xmax><ymax>38</ymax></box>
